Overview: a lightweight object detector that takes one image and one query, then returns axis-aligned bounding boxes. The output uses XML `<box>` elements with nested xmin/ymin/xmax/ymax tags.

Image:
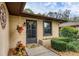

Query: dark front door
<box><xmin>26</xmin><ymin>20</ymin><xmax>37</xmax><ymax>43</ymax></box>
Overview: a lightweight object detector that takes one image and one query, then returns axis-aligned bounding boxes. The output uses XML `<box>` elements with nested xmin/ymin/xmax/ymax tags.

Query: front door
<box><xmin>26</xmin><ymin>20</ymin><xmax>37</xmax><ymax>43</ymax></box>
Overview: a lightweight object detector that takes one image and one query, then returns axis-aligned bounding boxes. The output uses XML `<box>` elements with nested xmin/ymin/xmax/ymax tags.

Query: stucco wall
<box><xmin>0</xmin><ymin>3</ymin><xmax>9</xmax><ymax>56</ymax></box>
<box><xmin>9</xmin><ymin>15</ymin><xmax>59</xmax><ymax>48</ymax></box>
<box><xmin>42</xmin><ymin>21</ymin><xmax>59</xmax><ymax>47</ymax></box>
<box><xmin>9</xmin><ymin>15</ymin><xmax>26</xmax><ymax>48</ymax></box>
<box><xmin>43</xmin><ymin>20</ymin><xmax>59</xmax><ymax>39</ymax></box>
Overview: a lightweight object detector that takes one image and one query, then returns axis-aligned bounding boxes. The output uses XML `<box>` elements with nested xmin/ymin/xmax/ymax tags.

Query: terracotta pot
<box><xmin>18</xmin><ymin>27</ymin><xmax>24</xmax><ymax>33</ymax></box>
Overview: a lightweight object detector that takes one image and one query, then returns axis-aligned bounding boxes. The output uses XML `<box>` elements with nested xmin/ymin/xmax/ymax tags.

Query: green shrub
<box><xmin>66</xmin><ymin>43</ymin><xmax>78</xmax><ymax>52</ymax></box>
<box><xmin>51</xmin><ymin>38</ymin><xmax>79</xmax><ymax>52</ymax></box>
<box><xmin>60</xmin><ymin>26</ymin><xmax>78</xmax><ymax>39</ymax></box>
<box><xmin>67</xmin><ymin>41</ymin><xmax>79</xmax><ymax>52</ymax></box>
<box><xmin>53</xmin><ymin>37</ymin><xmax>74</xmax><ymax>42</ymax></box>
<box><xmin>51</xmin><ymin>39</ymin><xmax>67</xmax><ymax>51</ymax></box>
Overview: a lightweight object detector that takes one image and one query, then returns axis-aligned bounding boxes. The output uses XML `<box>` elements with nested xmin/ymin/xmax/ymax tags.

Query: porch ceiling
<box><xmin>6</xmin><ymin>2</ymin><xmax>26</xmax><ymax>15</ymax></box>
<box><xmin>6</xmin><ymin>2</ymin><xmax>66</xmax><ymax>23</ymax></box>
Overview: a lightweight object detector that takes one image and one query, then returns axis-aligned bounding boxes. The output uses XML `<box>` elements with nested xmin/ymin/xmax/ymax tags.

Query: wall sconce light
<box><xmin>23</xmin><ymin>22</ymin><xmax>26</xmax><ymax>26</ymax></box>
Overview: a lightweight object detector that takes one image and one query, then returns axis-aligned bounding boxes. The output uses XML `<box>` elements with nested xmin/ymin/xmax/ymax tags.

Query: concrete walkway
<box><xmin>26</xmin><ymin>46</ymin><xmax>58</xmax><ymax>56</ymax></box>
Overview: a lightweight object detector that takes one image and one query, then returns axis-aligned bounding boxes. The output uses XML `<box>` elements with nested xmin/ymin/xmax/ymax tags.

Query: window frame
<box><xmin>43</xmin><ymin>20</ymin><xmax>52</xmax><ymax>36</ymax></box>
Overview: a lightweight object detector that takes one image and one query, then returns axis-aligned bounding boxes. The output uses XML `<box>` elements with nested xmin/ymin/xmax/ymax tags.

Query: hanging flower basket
<box><xmin>17</xmin><ymin>25</ymin><xmax>24</xmax><ymax>33</ymax></box>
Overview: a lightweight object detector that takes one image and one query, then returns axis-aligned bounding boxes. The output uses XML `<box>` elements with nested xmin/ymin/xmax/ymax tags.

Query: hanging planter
<box><xmin>17</xmin><ymin>25</ymin><xmax>24</xmax><ymax>33</ymax></box>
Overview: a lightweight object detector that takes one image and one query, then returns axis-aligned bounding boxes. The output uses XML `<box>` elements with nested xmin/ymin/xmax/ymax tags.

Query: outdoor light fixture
<box><xmin>23</xmin><ymin>22</ymin><xmax>26</xmax><ymax>26</ymax></box>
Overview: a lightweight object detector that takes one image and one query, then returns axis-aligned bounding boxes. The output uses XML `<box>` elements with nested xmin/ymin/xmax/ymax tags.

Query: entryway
<box><xmin>26</xmin><ymin>20</ymin><xmax>37</xmax><ymax>43</ymax></box>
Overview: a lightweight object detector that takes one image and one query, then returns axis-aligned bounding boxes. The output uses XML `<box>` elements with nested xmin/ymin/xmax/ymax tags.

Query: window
<box><xmin>43</xmin><ymin>21</ymin><xmax>52</xmax><ymax>36</ymax></box>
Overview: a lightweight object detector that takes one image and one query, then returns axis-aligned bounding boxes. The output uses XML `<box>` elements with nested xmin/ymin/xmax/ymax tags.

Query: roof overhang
<box><xmin>59</xmin><ymin>22</ymin><xmax>79</xmax><ymax>27</ymax></box>
<box><xmin>6</xmin><ymin>2</ymin><xmax>26</xmax><ymax>15</ymax></box>
<box><xmin>6</xmin><ymin>2</ymin><xmax>67</xmax><ymax>23</ymax></box>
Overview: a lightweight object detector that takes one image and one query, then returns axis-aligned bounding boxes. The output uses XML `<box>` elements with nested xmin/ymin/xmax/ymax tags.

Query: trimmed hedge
<box><xmin>51</xmin><ymin>38</ymin><xmax>79</xmax><ymax>52</ymax></box>
<box><xmin>53</xmin><ymin>37</ymin><xmax>74</xmax><ymax>42</ymax></box>
<box><xmin>67</xmin><ymin>41</ymin><xmax>79</xmax><ymax>52</ymax></box>
<box><xmin>51</xmin><ymin>39</ymin><xmax>67</xmax><ymax>51</ymax></box>
<box><xmin>67</xmin><ymin>42</ymin><xmax>78</xmax><ymax>52</ymax></box>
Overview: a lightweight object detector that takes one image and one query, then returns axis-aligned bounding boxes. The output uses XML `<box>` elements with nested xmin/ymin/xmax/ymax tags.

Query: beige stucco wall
<box><xmin>9</xmin><ymin>15</ymin><xmax>59</xmax><ymax>48</ymax></box>
<box><xmin>9</xmin><ymin>15</ymin><xmax>26</xmax><ymax>48</ymax></box>
<box><xmin>41</xmin><ymin>21</ymin><xmax>59</xmax><ymax>47</ymax></box>
<box><xmin>43</xmin><ymin>21</ymin><xmax>59</xmax><ymax>39</ymax></box>
<box><xmin>76</xmin><ymin>26</ymin><xmax>79</xmax><ymax>30</ymax></box>
<box><xmin>0</xmin><ymin>3</ymin><xmax>9</xmax><ymax>56</ymax></box>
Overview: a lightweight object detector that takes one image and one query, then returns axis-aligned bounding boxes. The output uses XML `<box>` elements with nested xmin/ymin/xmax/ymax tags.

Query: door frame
<box><xmin>26</xmin><ymin>20</ymin><xmax>37</xmax><ymax>44</ymax></box>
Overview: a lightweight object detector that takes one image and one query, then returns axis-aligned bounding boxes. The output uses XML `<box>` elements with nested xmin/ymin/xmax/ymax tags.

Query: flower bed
<box><xmin>8</xmin><ymin>41</ymin><xmax>28</xmax><ymax>56</ymax></box>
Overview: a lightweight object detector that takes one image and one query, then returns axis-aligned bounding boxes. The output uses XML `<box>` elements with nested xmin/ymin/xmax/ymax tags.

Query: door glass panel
<box><xmin>27</xmin><ymin>21</ymin><xmax>36</xmax><ymax>38</ymax></box>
